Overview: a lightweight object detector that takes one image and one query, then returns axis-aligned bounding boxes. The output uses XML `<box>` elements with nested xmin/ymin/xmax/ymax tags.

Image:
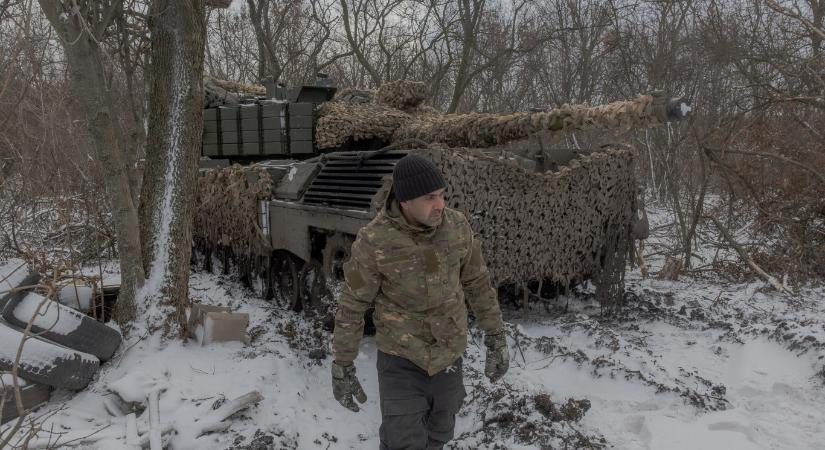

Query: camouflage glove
<box><xmin>483</xmin><ymin>331</ymin><xmax>509</xmax><ymax>382</ymax></box>
<box><xmin>331</xmin><ymin>361</ymin><xmax>367</xmax><ymax>412</ymax></box>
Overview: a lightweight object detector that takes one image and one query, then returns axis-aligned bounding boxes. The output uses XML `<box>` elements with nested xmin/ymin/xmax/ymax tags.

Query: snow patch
<box><xmin>57</xmin><ymin>284</ymin><xmax>94</xmax><ymax>311</ymax></box>
<box><xmin>0</xmin><ymin>324</ymin><xmax>98</xmax><ymax>367</ymax></box>
<box><xmin>0</xmin><ymin>373</ymin><xmax>27</xmax><ymax>387</ymax></box>
<box><xmin>641</xmin><ymin>412</ymin><xmax>757</xmax><ymax>450</ymax></box>
<box><xmin>4</xmin><ymin>255</ymin><xmax>825</xmax><ymax>449</ymax></box>
<box><xmin>0</xmin><ymin>262</ymin><xmax>29</xmax><ymax>295</ymax></box>
<box><xmin>12</xmin><ymin>292</ymin><xmax>85</xmax><ymax>336</ymax></box>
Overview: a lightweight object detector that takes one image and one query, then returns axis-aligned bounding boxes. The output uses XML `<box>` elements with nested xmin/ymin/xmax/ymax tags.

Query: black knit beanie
<box><xmin>392</xmin><ymin>154</ymin><xmax>447</xmax><ymax>202</ymax></box>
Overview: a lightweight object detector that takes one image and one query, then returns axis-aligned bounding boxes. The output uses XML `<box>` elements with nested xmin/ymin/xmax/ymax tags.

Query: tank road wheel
<box><xmin>322</xmin><ymin>233</ymin><xmax>355</xmax><ymax>284</ymax></box>
<box><xmin>254</xmin><ymin>254</ymin><xmax>275</xmax><ymax>301</ymax></box>
<box><xmin>301</xmin><ymin>258</ymin><xmax>329</xmax><ymax>310</ymax></box>
<box><xmin>274</xmin><ymin>251</ymin><xmax>301</xmax><ymax>311</ymax></box>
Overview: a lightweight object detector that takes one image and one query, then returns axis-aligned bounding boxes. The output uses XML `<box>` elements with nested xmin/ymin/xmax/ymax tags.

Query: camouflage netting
<box><xmin>316</xmin><ymin>90</ymin><xmax>669</xmax><ymax>152</ymax></box>
<box><xmin>374</xmin><ymin>80</ymin><xmax>427</xmax><ymax>111</ymax></box>
<box><xmin>204</xmin><ymin>77</ymin><xmax>267</xmax><ymax>108</ymax></box>
<box><xmin>315</xmin><ymin>80</ymin><xmax>439</xmax><ymax>149</ymax></box>
<box><xmin>413</xmin><ymin>146</ymin><xmax>638</xmax><ymax>307</ymax></box>
<box><xmin>209</xmin><ymin>77</ymin><xmax>267</xmax><ymax>96</ymax></box>
<box><xmin>194</xmin><ymin>164</ymin><xmax>274</xmax><ymax>258</ymax></box>
<box><xmin>315</xmin><ymin>101</ymin><xmax>412</xmax><ymax>149</ymax></box>
<box><xmin>394</xmin><ymin>94</ymin><xmax>665</xmax><ymax>147</ymax></box>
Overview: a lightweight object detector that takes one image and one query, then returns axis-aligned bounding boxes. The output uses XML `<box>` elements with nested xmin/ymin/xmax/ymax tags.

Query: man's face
<box><xmin>400</xmin><ymin>188</ymin><xmax>446</xmax><ymax>227</ymax></box>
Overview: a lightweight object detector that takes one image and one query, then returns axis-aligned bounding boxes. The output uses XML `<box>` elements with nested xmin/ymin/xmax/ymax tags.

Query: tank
<box><xmin>195</xmin><ymin>79</ymin><xmax>691</xmax><ymax>312</ymax></box>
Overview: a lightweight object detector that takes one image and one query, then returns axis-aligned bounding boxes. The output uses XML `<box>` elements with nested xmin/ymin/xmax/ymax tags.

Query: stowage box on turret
<box><xmin>196</xmin><ymin>79</ymin><xmax>690</xmax><ymax>312</ymax></box>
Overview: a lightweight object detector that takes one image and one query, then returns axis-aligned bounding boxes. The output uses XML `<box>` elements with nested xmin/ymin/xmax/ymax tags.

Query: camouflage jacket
<box><xmin>332</xmin><ymin>198</ymin><xmax>504</xmax><ymax>375</ymax></box>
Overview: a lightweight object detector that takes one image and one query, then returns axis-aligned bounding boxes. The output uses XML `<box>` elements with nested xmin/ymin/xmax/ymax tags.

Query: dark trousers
<box><xmin>377</xmin><ymin>351</ymin><xmax>466</xmax><ymax>450</ymax></box>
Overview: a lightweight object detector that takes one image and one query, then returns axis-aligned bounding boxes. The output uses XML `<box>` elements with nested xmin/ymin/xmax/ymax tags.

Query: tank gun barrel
<box><xmin>392</xmin><ymin>93</ymin><xmax>691</xmax><ymax>148</ymax></box>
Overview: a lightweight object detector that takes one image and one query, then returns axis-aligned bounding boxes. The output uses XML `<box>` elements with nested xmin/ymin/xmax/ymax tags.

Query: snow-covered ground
<box><xmin>2</xmin><ymin>208</ymin><xmax>824</xmax><ymax>448</ymax></box>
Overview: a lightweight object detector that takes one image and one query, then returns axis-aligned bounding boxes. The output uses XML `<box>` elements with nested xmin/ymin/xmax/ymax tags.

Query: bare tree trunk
<box><xmin>447</xmin><ymin>0</ymin><xmax>484</xmax><ymax>113</ymax></box>
<box><xmin>38</xmin><ymin>0</ymin><xmax>145</xmax><ymax>327</ymax></box>
<box><xmin>139</xmin><ymin>0</ymin><xmax>206</xmax><ymax>334</ymax></box>
<box><xmin>340</xmin><ymin>0</ymin><xmax>383</xmax><ymax>86</ymax></box>
<box><xmin>247</xmin><ymin>0</ymin><xmax>282</xmax><ymax>82</ymax></box>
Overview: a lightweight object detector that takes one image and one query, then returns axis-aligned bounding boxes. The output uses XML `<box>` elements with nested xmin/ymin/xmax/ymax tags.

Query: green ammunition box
<box><xmin>290</xmin><ymin>140</ymin><xmax>314</xmax><ymax>154</ymax></box>
<box><xmin>240</xmin><ymin>105</ymin><xmax>259</xmax><ymax>119</ymax></box>
<box><xmin>242</xmin><ymin>142</ymin><xmax>261</xmax><ymax>154</ymax></box>
<box><xmin>203</xmin><ymin>144</ymin><xmax>220</xmax><ymax>157</ymax></box>
<box><xmin>290</xmin><ymin>116</ymin><xmax>313</xmax><ymax>128</ymax></box>
<box><xmin>221</xmin><ymin>119</ymin><xmax>238</xmax><ymax>132</ymax></box>
<box><xmin>203</xmin><ymin>109</ymin><xmax>219</xmax><ymax>121</ymax></box>
<box><xmin>261</xmin><ymin>102</ymin><xmax>287</xmax><ymax>118</ymax></box>
<box><xmin>203</xmin><ymin>132</ymin><xmax>219</xmax><ymax>144</ymax></box>
<box><xmin>220</xmin><ymin>132</ymin><xmax>239</xmax><ymax>144</ymax></box>
<box><xmin>218</xmin><ymin>106</ymin><xmax>238</xmax><ymax>119</ymax></box>
<box><xmin>289</xmin><ymin>103</ymin><xmax>314</xmax><ymax>116</ymax></box>
<box><xmin>261</xmin><ymin>116</ymin><xmax>284</xmax><ymax>130</ymax></box>
<box><xmin>241</xmin><ymin>118</ymin><xmax>258</xmax><ymax>130</ymax></box>
<box><xmin>242</xmin><ymin>130</ymin><xmax>285</xmax><ymax>142</ymax></box>
<box><xmin>290</xmin><ymin>129</ymin><xmax>313</xmax><ymax>141</ymax></box>
<box><xmin>261</xmin><ymin>142</ymin><xmax>287</xmax><ymax>154</ymax></box>
<box><xmin>203</xmin><ymin>121</ymin><xmax>219</xmax><ymax>133</ymax></box>
<box><xmin>221</xmin><ymin>142</ymin><xmax>240</xmax><ymax>155</ymax></box>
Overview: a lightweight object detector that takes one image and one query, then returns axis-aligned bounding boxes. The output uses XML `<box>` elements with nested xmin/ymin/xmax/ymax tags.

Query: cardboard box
<box><xmin>188</xmin><ymin>303</ymin><xmax>248</xmax><ymax>345</ymax></box>
<box><xmin>202</xmin><ymin>312</ymin><xmax>249</xmax><ymax>344</ymax></box>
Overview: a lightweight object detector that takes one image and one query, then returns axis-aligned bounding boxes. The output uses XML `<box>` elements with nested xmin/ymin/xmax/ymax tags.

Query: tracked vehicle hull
<box><xmin>195</xmin><ymin>80</ymin><xmax>688</xmax><ymax>311</ymax></box>
<box><xmin>195</xmin><ymin>144</ymin><xmax>638</xmax><ymax>311</ymax></box>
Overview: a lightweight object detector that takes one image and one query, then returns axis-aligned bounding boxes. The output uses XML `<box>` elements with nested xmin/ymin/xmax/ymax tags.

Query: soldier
<box><xmin>331</xmin><ymin>153</ymin><xmax>509</xmax><ymax>450</ymax></box>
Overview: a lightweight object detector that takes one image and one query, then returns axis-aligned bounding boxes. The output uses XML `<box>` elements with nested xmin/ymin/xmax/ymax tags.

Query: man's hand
<box><xmin>483</xmin><ymin>331</ymin><xmax>509</xmax><ymax>382</ymax></box>
<box><xmin>332</xmin><ymin>360</ymin><xmax>368</xmax><ymax>412</ymax></box>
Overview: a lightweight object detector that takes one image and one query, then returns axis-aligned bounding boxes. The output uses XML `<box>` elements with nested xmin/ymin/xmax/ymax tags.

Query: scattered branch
<box><xmin>705</xmin><ymin>214</ymin><xmax>793</xmax><ymax>295</ymax></box>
